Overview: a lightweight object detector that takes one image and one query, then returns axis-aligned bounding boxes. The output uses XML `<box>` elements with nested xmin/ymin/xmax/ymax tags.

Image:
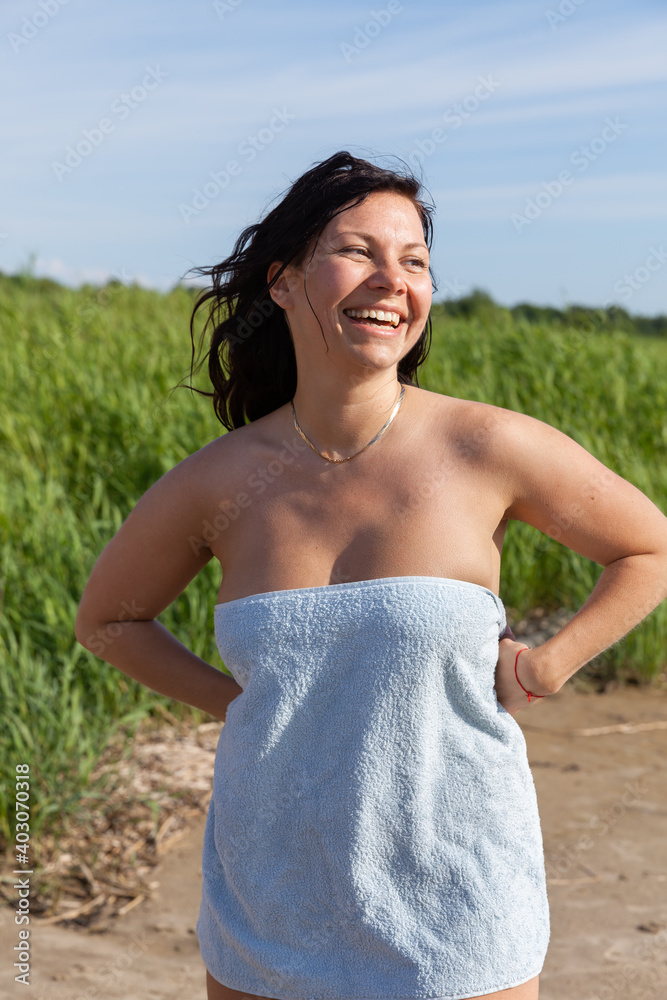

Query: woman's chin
<box><xmin>340</xmin><ymin>341</ymin><xmax>407</xmax><ymax>373</ymax></box>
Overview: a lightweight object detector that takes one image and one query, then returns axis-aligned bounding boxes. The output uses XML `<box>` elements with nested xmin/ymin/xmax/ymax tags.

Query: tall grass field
<box><xmin>1</xmin><ymin>274</ymin><xmax>666</xmax><ymax>849</ymax></box>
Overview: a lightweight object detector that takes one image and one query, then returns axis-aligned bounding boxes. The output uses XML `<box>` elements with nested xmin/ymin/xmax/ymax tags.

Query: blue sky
<box><xmin>2</xmin><ymin>0</ymin><xmax>666</xmax><ymax>314</ymax></box>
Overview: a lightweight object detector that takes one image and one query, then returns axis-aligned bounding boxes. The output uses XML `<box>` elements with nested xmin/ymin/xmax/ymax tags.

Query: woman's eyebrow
<box><xmin>334</xmin><ymin>231</ymin><xmax>428</xmax><ymax>251</ymax></box>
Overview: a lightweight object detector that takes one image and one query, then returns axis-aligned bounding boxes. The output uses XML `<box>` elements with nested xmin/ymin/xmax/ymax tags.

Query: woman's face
<box><xmin>270</xmin><ymin>190</ymin><xmax>432</xmax><ymax>376</ymax></box>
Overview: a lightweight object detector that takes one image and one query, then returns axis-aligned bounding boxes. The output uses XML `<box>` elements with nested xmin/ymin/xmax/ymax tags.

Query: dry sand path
<box><xmin>3</xmin><ymin>684</ymin><xmax>666</xmax><ymax>1000</ymax></box>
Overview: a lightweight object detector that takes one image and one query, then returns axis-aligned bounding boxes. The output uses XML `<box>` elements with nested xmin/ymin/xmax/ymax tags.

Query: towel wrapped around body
<box><xmin>197</xmin><ymin>575</ymin><xmax>550</xmax><ymax>1000</ymax></box>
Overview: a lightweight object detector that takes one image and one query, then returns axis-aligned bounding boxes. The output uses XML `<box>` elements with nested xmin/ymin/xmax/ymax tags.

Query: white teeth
<box><xmin>344</xmin><ymin>308</ymin><xmax>401</xmax><ymax>328</ymax></box>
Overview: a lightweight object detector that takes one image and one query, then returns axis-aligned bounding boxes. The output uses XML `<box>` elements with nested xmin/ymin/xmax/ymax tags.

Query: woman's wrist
<box><xmin>514</xmin><ymin>645</ymin><xmax>557</xmax><ymax>698</ymax></box>
<box><xmin>500</xmin><ymin>623</ymin><xmax>558</xmax><ymax>698</ymax></box>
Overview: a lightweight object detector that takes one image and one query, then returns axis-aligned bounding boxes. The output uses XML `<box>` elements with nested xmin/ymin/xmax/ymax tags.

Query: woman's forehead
<box><xmin>325</xmin><ymin>194</ymin><xmax>426</xmax><ymax>241</ymax></box>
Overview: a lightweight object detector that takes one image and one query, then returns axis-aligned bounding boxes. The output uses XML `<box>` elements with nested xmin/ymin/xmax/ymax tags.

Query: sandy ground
<box><xmin>3</xmin><ymin>683</ymin><xmax>667</xmax><ymax>1000</ymax></box>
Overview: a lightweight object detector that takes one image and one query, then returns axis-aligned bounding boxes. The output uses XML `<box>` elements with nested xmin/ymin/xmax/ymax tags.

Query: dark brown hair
<box><xmin>183</xmin><ymin>150</ymin><xmax>437</xmax><ymax>431</ymax></box>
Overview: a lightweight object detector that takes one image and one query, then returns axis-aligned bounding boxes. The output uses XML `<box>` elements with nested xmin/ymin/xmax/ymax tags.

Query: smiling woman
<box><xmin>74</xmin><ymin>150</ymin><xmax>667</xmax><ymax>1000</ymax></box>
<box><xmin>182</xmin><ymin>151</ymin><xmax>436</xmax><ymax>431</ymax></box>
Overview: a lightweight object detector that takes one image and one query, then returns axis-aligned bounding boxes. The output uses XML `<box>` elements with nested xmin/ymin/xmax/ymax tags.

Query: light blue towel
<box><xmin>197</xmin><ymin>576</ymin><xmax>550</xmax><ymax>1000</ymax></box>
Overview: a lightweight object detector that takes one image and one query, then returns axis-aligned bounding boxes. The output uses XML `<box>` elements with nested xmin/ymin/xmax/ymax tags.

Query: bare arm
<box><xmin>74</xmin><ymin>445</ymin><xmax>243</xmax><ymax>722</ymax></box>
<box><xmin>488</xmin><ymin>406</ymin><xmax>667</xmax><ymax>698</ymax></box>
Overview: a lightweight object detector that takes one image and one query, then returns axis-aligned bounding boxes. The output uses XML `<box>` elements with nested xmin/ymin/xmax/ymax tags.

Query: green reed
<box><xmin>0</xmin><ymin>275</ymin><xmax>665</xmax><ymax>847</ymax></box>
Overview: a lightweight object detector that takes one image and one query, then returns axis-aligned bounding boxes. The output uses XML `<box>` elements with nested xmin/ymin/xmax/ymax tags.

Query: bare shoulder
<box><xmin>409</xmin><ymin>386</ymin><xmax>513</xmax><ymax>460</ymax></box>
<box><xmin>191</xmin><ymin>411</ymin><xmax>280</xmax><ymax>486</ymax></box>
<box><xmin>419</xmin><ymin>390</ymin><xmax>593</xmax><ymax>465</ymax></box>
<box><xmin>451</xmin><ymin>397</ymin><xmax>667</xmax><ymax>566</ymax></box>
<box><xmin>441</xmin><ymin>395</ymin><xmax>615</xmax><ymax>498</ymax></box>
<box><xmin>74</xmin><ymin>419</ymin><xmax>277</xmax><ymax>634</ymax></box>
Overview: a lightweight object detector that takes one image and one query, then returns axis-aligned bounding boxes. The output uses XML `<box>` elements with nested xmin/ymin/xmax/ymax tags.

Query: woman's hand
<box><xmin>494</xmin><ymin>639</ymin><xmax>553</xmax><ymax>716</ymax></box>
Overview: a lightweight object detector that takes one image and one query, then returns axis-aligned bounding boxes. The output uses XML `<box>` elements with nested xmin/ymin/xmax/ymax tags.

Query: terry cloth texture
<box><xmin>197</xmin><ymin>576</ymin><xmax>551</xmax><ymax>1000</ymax></box>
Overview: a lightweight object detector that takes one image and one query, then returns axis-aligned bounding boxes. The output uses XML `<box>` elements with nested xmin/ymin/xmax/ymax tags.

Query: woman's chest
<box><xmin>205</xmin><ymin>419</ymin><xmax>511</xmax><ymax>602</ymax></box>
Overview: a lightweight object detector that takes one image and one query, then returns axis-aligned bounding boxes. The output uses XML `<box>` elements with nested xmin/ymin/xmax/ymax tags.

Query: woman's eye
<box><xmin>339</xmin><ymin>248</ymin><xmax>428</xmax><ymax>268</ymax></box>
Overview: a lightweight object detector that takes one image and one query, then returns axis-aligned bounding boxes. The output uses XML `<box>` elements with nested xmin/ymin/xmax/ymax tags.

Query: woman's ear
<box><xmin>267</xmin><ymin>261</ymin><xmax>294</xmax><ymax>310</ymax></box>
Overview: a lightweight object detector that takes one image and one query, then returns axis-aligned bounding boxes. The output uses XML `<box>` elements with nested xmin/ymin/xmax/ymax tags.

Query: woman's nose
<box><xmin>365</xmin><ymin>258</ymin><xmax>408</xmax><ymax>291</ymax></box>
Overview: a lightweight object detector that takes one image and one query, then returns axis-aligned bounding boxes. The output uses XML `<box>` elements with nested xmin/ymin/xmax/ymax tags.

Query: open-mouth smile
<box><xmin>342</xmin><ymin>307</ymin><xmax>405</xmax><ymax>333</ymax></box>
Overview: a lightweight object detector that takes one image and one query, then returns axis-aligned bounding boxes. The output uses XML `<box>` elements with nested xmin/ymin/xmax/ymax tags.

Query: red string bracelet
<box><xmin>514</xmin><ymin>647</ymin><xmax>546</xmax><ymax>703</ymax></box>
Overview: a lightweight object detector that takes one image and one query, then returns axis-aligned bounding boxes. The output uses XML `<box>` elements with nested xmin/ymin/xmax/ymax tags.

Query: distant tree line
<box><xmin>2</xmin><ymin>271</ymin><xmax>666</xmax><ymax>339</ymax></box>
<box><xmin>432</xmin><ymin>287</ymin><xmax>667</xmax><ymax>339</ymax></box>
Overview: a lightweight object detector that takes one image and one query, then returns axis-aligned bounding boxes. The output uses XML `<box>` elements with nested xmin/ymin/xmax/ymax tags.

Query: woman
<box><xmin>75</xmin><ymin>151</ymin><xmax>667</xmax><ymax>1000</ymax></box>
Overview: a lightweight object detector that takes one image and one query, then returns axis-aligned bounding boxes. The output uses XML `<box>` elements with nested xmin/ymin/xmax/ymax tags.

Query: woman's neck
<box><xmin>288</xmin><ymin>377</ymin><xmax>406</xmax><ymax>462</ymax></box>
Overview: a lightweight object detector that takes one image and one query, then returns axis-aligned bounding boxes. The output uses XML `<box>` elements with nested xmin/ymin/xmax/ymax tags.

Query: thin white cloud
<box><xmin>2</xmin><ymin>0</ymin><xmax>666</xmax><ymax>309</ymax></box>
<box><xmin>6</xmin><ymin>9</ymin><xmax>665</xmax><ymax>146</ymax></box>
<box><xmin>432</xmin><ymin>172</ymin><xmax>667</xmax><ymax>221</ymax></box>
<box><xmin>436</xmin><ymin>89</ymin><xmax>665</xmax><ymax>130</ymax></box>
<box><xmin>32</xmin><ymin>256</ymin><xmax>169</xmax><ymax>289</ymax></box>
<box><xmin>127</xmin><ymin>13</ymin><xmax>667</xmax><ymax>130</ymax></box>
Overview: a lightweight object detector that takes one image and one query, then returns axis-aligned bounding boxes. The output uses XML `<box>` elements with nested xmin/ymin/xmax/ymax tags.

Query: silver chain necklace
<box><xmin>290</xmin><ymin>384</ymin><xmax>406</xmax><ymax>464</ymax></box>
